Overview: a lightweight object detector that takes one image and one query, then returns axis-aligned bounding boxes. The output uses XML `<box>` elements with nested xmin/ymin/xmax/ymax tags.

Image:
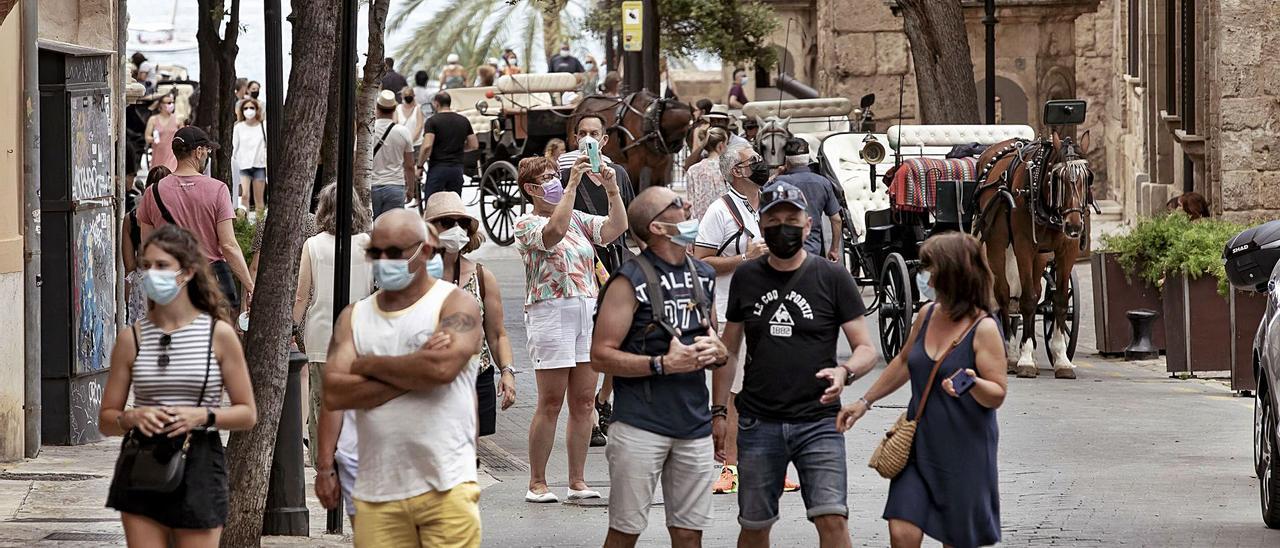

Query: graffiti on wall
<box><xmin>72</xmin><ymin>207</ymin><xmax>116</xmax><ymax>375</ymax></box>
<box><xmin>70</xmin><ymin>94</ymin><xmax>112</xmax><ymax>201</ymax></box>
<box><xmin>69</xmin><ymin>373</ymin><xmax>106</xmax><ymax>445</ymax></box>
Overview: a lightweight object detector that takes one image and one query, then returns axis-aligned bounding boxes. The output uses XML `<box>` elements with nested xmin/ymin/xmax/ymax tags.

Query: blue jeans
<box><xmin>423</xmin><ymin>164</ymin><xmax>464</xmax><ymax>202</ymax></box>
<box><xmin>736</xmin><ymin>415</ymin><xmax>848</xmax><ymax>529</ymax></box>
<box><xmin>371</xmin><ymin>184</ymin><xmax>405</xmax><ymax>218</ymax></box>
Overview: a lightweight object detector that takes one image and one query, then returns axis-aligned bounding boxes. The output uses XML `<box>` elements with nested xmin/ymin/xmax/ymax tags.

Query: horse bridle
<box><xmin>974</xmin><ymin>137</ymin><xmax>1096</xmax><ymax>248</ymax></box>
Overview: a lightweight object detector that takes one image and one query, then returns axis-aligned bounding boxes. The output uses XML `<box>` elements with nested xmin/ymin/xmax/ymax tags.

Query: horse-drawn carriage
<box><xmin>453</xmin><ymin>73</ymin><xmax>693</xmax><ymax>246</ymax></box>
<box><xmin>755</xmin><ymin>96</ymin><xmax>1094</xmax><ymax>377</ymax></box>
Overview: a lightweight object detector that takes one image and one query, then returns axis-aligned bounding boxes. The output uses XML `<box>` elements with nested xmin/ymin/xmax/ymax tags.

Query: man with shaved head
<box><xmin>324</xmin><ymin>208</ymin><xmax>487</xmax><ymax>546</ymax></box>
<box><xmin>592</xmin><ymin>187</ymin><xmax>729</xmax><ymax>547</ymax></box>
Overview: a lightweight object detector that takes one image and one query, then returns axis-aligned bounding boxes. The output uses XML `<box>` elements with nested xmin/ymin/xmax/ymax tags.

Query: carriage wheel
<box><xmin>876</xmin><ymin>253</ymin><xmax>914</xmax><ymax>362</ymax></box>
<box><xmin>1039</xmin><ymin>267</ymin><xmax>1081</xmax><ymax>366</ymax></box>
<box><xmin>479</xmin><ymin>161</ymin><xmax>525</xmax><ymax>247</ymax></box>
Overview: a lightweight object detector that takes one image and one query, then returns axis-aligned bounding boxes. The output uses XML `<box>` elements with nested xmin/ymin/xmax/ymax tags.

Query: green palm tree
<box><xmin>390</xmin><ymin>0</ymin><xmax>579</xmax><ymax>77</ymax></box>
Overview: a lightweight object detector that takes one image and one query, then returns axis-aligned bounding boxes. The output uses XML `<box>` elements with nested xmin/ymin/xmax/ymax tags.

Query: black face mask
<box><xmin>748</xmin><ymin>159</ymin><xmax>771</xmax><ymax>186</ymax></box>
<box><xmin>763</xmin><ymin>224</ymin><xmax>805</xmax><ymax>259</ymax></box>
<box><xmin>250</xmin><ymin>90</ymin><xmax>260</xmax><ymax>99</ymax></box>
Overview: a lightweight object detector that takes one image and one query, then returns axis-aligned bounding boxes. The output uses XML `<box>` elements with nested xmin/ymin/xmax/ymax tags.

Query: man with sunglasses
<box><xmin>591</xmin><ymin>186</ymin><xmax>728</xmax><ymax>548</ymax></box>
<box><xmin>324</xmin><ymin>209</ymin><xmax>486</xmax><ymax>547</ymax></box>
<box><xmin>722</xmin><ymin>182</ymin><xmax>878</xmax><ymax>548</ymax></box>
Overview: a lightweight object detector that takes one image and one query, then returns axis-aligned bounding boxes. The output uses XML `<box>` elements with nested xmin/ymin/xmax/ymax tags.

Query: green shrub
<box><xmin>1159</xmin><ymin>217</ymin><xmax>1247</xmax><ymax>295</ymax></box>
<box><xmin>233</xmin><ymin>216</ymin><xmax>257</xmax><ymax>266</ymax></box>
<box><xmin>1101</xmin><ymin>213</ymin><xmax>1246</xmax><ymax>295</ymax></box>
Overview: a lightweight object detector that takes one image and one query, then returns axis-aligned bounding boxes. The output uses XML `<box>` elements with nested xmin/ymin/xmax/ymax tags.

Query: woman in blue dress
<box><xmin>838</xmin><ymin>232</ymin><xmax>1008</xmax><ymax>547</ymax></box>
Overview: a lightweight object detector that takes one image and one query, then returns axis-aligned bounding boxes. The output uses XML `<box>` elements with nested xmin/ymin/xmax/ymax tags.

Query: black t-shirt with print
<box><xmin>604</xmin><ymin>249</ymin><xmax>717</xmax><ymax>439</ymax></box>
<box><xmin>725</xmin><ymin>255</ymin><xmax>866</xmax><ymax>422</ymax></box>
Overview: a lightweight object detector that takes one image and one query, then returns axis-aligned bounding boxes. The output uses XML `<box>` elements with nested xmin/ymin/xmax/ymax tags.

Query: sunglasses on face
<box><xmin>433</xmin><ymin>217</ymin><xmax>472</xmax><ymax>231</ymax></box>
<box><xmin>647</xmin><ymin>196</ymin><xmax>687</xmax><ymax>226</ymax></box>
<box><xmin>365</xmin><ymin>241</ymin><xmax>424</xmax><ymax>260</ymax></box>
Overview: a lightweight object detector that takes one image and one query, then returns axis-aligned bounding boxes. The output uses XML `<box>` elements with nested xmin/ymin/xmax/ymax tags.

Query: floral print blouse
<box><xmin>514</xmin><ymin>210</ymin><xmax>608</xmax><ymax>306</ymax></box>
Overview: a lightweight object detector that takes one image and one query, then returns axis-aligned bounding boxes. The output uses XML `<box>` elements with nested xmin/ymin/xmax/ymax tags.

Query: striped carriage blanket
<box><xmin>887</xmin><ymin>157</ymin><xmax>979</xmax><ymax>212</ymax></box>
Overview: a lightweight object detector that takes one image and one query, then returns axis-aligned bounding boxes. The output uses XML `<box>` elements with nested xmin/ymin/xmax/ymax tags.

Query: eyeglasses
<box><xmin>157</xmin><ymin>333</ymin><xmax>172</xmax><ymax>368</ymax></box>
<box><xmin>432</xmin><ymin>217</ymin><xmax>472</xmax><ymax>231</ymax></box>
<box><xmin>736</xmin><ymin>156</ymin><xmax>764</xmax><ymax>169</ymax></box>
<box><xmin>365</xmin><ymin>241</ymin><xmax>424</xmax><ymax>260</ymax></box>
<box><xmin>647</xmin><ymin>196</ymin><xmax>686</xmax><ymax>226</ymax></box>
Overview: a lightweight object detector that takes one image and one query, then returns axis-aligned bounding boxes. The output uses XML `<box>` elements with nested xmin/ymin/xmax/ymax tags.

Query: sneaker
<box><xmin>595</xmin><ymin>395</ymin><xmax>613</xmax><ymax>436</ymax></box>
<box><xmin>590</xmin><ymin>425</ymin><xmax>608</xmax><ymax>447</ymax></box>
<box><xmin>783</xmin><ymin>476</ymin><xmax>800</xmax><ymax>492</ymax></box>
<box><xmin>713</xmin><ymin>465</ymin><xmax>738</xmax><ymax>494</ymax></box>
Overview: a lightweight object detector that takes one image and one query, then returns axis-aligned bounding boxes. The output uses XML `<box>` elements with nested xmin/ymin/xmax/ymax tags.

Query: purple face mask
<box><xmin>540</xmin><ymin>178</ymin><xmax>564</xmax><ymax>205</ymax></box>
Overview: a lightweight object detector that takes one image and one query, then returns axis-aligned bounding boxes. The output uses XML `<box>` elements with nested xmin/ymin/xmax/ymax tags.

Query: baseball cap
<box><xmin>742</xmin><ymin>116</ymin><xmax>760</xmax><ymax>129</ymax></box>
<box><xmin>172</xmin><ymin>126</ymin><xmax>219</xmax><ymax>150</ymax></box>
<box><xmin>759</xmin><ymin>181</ymin><xmax>808</xmax><ymax>215</ymax></box>
<box><xmin>376</xmin><ymin>89</ymin><xmax>397</xmax><ymax>109</ymax></box>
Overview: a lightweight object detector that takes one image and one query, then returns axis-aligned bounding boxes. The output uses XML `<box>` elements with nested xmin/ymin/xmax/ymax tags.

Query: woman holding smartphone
<box><xmin>837</xmin><ymin>232</ymin><xmax>1007</xmax><ymax>548</ymax></box>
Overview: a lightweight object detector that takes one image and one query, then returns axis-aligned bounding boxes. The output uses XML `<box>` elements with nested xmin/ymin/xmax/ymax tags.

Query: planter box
<box><xmin>1091</xmin><ymin>252</ymin><xmax>1166</xmax><ymax>355</ymax></box>
<box><xmin>1163</xmin><ymin>273</ymin><xmax>1268</xmax><ymax>387</ymax></box>
<box><xmin>1231</xmin><ymin>289</ymin><xmax>1268</xmax><ymax>393</ymax></box>
<box><xmin>1163</xmin><ymin>274</ymin><xmax>1231</xmax><ymax>374</ymax></box>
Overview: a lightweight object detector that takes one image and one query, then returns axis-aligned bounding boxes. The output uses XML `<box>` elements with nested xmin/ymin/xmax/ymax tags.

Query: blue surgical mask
<box><xmin>142</xmin><ymin>269</ymin><xmax>184</xmax><ymax>305</ymax></box>
<box><xmin>373</xmin><ymin>245</ymin><xmax>424</xmax><ymax>291</ymax></box>
<box><xmin>426</xmin><ymin>253</ymin><xmax>444</xmax><ymax>279</ymax></box>
<box><xmin>658</xmin><ymin>219</ymin><xmax>700</xmax><ymax>246</ymax></box>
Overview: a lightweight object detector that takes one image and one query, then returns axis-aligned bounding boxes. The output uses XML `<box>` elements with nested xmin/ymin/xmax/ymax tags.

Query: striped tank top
<box><xmin>132</xmin><ymin>314</ymin><xmax>223</xmax><ymax>408</ymax></box>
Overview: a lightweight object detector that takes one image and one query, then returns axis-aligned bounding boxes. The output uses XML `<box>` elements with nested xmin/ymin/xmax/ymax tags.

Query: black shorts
<box><xmin>106</xmin><ymin>431</ymin><xmax>228</xmax><ymax>529</ymax></box>
<box><xmin>476</xmin><ymin>366</ymin><xmax>496</xmax><ymax>437</ymax></box>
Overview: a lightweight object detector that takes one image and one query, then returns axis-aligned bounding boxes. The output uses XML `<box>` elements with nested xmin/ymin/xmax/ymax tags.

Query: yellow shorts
<box><xmin>353</xmin><ymin>482</ymin><xmax>481</xmax><ymax>548</ymax></box>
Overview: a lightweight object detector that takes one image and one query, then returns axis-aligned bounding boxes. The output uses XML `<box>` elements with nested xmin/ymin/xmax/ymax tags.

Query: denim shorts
<box><xmin>239</xmin><ymin>167</ymin><xmax>266</xmax><ymax>180</ymax></box>
<box><xmin>736</xmin><ymin>415</ymin><xmax>848</xmax><ymax>529</ymax></box>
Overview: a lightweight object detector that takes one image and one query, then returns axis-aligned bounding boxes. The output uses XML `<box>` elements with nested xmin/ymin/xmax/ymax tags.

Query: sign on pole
<box><xmin>622</xmin><ymin>1</ymin><xmax>643</xmax><ymax>52</ymax></box>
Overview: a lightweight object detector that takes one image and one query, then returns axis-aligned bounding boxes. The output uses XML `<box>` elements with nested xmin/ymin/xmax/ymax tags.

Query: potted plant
<box><xmin>1094</xmin><ymin>216</ymin><xmax>1183</xmax><ymax>355</ymax></box>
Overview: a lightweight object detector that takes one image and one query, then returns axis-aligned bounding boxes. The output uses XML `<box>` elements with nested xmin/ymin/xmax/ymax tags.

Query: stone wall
<box><xmin>816</xmin><ymin>0</ymin><xmax>918</xmax><ymax>127</ymax></box>
<box><xmin>1073</xmin><ymin>0</ymin><xmax>1115</xmax><ymax>199</ymax></box>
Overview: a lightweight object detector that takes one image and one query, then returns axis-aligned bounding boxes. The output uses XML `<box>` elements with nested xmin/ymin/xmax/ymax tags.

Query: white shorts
<box><xmin>525</xmin><ymin>297</ymin><xmax>595</xmax><ymax>369</ymax></box>
<box><xmin>335</xmin><ymin>452</ymin><xmax>358</xmax><ymax>517</ymax></box>
<box><xmin>605</xmin><ymin>421</ymin><xmax>716</xmax><ymax>534</ymax></box>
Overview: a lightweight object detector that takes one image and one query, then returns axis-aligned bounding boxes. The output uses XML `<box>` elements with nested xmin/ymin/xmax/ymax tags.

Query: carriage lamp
<box><xmin>860</xmin><ymin>134</ymin><xmax>886</xmax><ymax>164</ymax></box>
<box><xmin>476</xmin><ymin>100</ymin><xmax>489</xmax><ymax>116</ymax></box>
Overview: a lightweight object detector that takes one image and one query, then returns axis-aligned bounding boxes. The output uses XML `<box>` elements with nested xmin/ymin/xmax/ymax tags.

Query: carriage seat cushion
<box><xmin>742</xmin><ymin>98</ymin><xmax>854</xmax><ymax>121</ymax></box>
<box><xmin>445</xmin><ymin>87</ymin><xmax>496</xmax><ymax>113</ymax></box>
<box><xmin>887</xmin><ymin>157</ymin><xmax>979</xmax><ymax>212</ymax></box>
<box><xmin>457</xmin><ymin>109</ymin><xmax>496</xmax><ymax>135</ymax></box>
<box><xmin>887</xmin><ymin>124</ymin><xmax>1035</xmax><ymax>151</ymax></box>
<box><xmin>496</xmin><ymin>73</ymin><xmax>580</xmax><ymax>94</ymax></box>
<box><xmin>500</xmin><ymin>93</ymin><xmax>555</xmax><ymax>114</ymax></box>
<box><xmin>819</xmin><ymin>133</ymin><xmax>890</xmax><ymax>240</ymax></box>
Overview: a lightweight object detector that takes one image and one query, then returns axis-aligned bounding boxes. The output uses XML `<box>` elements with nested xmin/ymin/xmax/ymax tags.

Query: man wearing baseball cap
<box><xmin>720</xmin><ymin>181</ymin><xmax>878</xmax><ymax>548</ymax></box>
<box><xmin>369</xmin><ymin>89</ymin><xmax>417</xmax><ymax>218</ymax></box>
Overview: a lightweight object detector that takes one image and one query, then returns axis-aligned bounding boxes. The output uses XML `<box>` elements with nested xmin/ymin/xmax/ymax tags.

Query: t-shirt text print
<box><xmin>633</xmin><ymin>267</ymin><xmax>715</xmax><ymax>337</ymax></box>
<box><xmin>751</xmin><ymin>287</ymin><xmax>816</xmax><ymax>338</ymax></box>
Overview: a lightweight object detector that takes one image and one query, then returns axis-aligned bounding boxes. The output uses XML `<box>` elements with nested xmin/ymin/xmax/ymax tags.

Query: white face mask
<box><xmin>242</xmin><ymin>108</ymin><xmax>257</xmax><ymax>119</ymax></box>
<box><xmin>560</xmin><ymin>49</ymin><xmax>571</xmax><ymax>56</ymax></box>
<box><xmin>438</xmin><ymin>226</ymin><xmax>470</xmax><ymax>253</ymax></box>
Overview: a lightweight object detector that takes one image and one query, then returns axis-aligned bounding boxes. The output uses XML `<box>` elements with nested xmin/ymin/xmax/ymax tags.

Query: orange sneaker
<box><xmin>783</xmin><ymin>476</ymin><xmax>800</xmax><ymax>492</ymax></box>
<box><xmin>713</xmin><ymin>465</ymin><xmax>739</xmax><ymax>494</ymax></box>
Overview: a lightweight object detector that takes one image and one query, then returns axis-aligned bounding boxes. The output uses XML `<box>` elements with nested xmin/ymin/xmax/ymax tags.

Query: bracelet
<box><xmin>499</xmin><ymin>366</ymin><xmax>516</xmax><ymax>375</ymax></box>
<box><xmin>858</xmin><ymin>397</ymin><xmax>872</xmax><ymax>409</ymax></box>
<box><xmin>649</xmin><ymin>355</ymin><xmax>665</xmax><ymax>376</ymax></box>
<box><xmin>710</xmin><ymin>405</ymin><xmax>728</xmax><ymax>419</ymax></box>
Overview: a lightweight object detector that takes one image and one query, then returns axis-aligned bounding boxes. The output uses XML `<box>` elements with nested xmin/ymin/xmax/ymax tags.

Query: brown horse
<box><xmin>570</xmin><ymin>91</ymin><xmax>693</xmax><ymax>190</ymax></box>
<box><xmin>972</xmin><ymin>132</ymin><xmax>1094</xmax><ymax>379</ymax></box>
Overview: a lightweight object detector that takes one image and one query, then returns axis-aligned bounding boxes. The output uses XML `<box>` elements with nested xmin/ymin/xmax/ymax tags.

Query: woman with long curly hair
<box><xmin>99</xmin><ymin>225</ymin><xmax>257</xmax><ymax>547</ymax></box>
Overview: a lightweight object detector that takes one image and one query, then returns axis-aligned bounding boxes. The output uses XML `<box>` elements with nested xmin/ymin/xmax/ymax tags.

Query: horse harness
<box><xmin>971</xmin><ymin>138</ymin><xmax>1096</xmax><ymax>250</ymax></box>
<box><xmin>610</xmin><ymin>92</ymin><xmax>687</xmax><ymax>157</ymax></box>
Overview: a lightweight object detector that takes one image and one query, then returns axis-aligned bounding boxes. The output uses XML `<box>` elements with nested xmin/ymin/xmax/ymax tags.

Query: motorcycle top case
<box><xmin>1223</xmin><ymin>219</ymin><xmax>1280</xmax><ymax>292</ymax></box>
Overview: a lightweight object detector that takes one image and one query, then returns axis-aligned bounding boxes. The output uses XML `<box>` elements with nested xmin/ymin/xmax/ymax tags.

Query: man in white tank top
<box><xmin>324</xmin><ymin>209</ymin><xmax>485</xmax><ymax>547</ymax></box>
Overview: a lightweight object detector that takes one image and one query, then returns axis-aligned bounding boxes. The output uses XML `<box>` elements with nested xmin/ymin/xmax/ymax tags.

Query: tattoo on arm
<box><xmin>439</xmin><ymin>312</ymin><xmax>478</xmax><ymax>334</ymax></box>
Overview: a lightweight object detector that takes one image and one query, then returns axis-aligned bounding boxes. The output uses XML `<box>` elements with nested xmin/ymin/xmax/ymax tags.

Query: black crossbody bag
<box><xmin>113</xmin><ymin>320</ymin><xmax>215</xmax><ymax>493</ymax></box>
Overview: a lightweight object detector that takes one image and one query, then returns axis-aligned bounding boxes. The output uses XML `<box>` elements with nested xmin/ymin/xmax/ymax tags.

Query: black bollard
<box><xmin>263</xmin><ymin>351</ymin><xmax>310</xmax><ymax>535</ymax></box>
<box><xmin>1124</xmin><ymin>309</ymin><xmax>1160</xmax><ymax>361</ymax></box>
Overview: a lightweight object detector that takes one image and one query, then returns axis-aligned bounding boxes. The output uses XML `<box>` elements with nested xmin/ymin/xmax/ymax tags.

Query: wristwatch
<box><xmin>204</xmin><ymin>408</ymin><xmax>217</xmax><ymax>428</ymax></box>
<box><xmin>841</xmin><ymin>363</ymin><xmax>858</xmax><ymax>386</ymax></box>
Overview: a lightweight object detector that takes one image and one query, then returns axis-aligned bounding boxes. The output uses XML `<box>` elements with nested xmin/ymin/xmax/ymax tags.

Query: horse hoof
<box><xmin>1055</xmin><ymin>367</ymin><xmax>1077</xmax><ymax>380</ymax></box>
<box><xmin>1007</xmin><ymin>361</ymin><xmax>1019</xmax><ymax>374</ymax></box>
<box><xmin>1016</xmin><ymin>365</ymin><xmax>1039</xmax><ymax>378</ymax></box>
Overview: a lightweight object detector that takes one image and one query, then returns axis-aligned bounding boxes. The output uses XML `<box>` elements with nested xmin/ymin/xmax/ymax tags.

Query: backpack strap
<box><xmin>149</xmin><ymin>179</ymin><xmax>177</xmax><ymax>225</ymax></box>
<box><xmin>684</xmin><ymin>256</ymin><xmax>712</xmax><ymax>329</ymax></box>
<box><xmin>715</xmin><ymin>194</ymin><xmax>752</xmax><ymax>256</ymax></box>
<box><xmin>631</xmin><ymin>254</ymin><xmax>680</xmax><ymax>339</ymax></box>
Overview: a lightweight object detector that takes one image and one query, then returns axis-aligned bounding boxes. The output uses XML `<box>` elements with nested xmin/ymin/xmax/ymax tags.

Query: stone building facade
<box><xmin>1100</xmin><ymin>0</ymin><xmax>1280</xmax><ymax>222</ymax></box>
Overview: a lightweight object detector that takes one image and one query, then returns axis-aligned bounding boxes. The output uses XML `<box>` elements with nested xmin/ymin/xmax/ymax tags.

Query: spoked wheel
<box><xmin>479</xmin><ymin>161</ymin><xmax>525</xmax><ymax>246</ymax></box>
<box><xmin>876</xmin><ymin>252</ymin><xmax>913</xmax><ymax>361</ymax></box>
<box><xmin>1256</xmin><ymin>384</ymin><xmax>1280</xmax><ymax>528</ymax></box>
<box><xmin>1039</xmin><ymin>266</ymin><xmax>1080</xmax><ymax>367</ymax></box>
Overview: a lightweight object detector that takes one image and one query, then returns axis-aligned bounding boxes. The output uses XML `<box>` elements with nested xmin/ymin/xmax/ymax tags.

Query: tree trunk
<box><xmin>897</xmin><ymin>0</ymin><xmax>981</xmax><ymax>124</ymax></box>
<box><xmin>540</xmin><ymin>0</ymin><xmax>568</xmax><ymax>63</ymax></box>
<box><xmin>319</xmin><ymin>22</ymin><xmax>342</xmax><ymax>193</ymax></box>
<box><xmin>640</xmin><ymin>0</ymin><xmax>659</xmax><ymax>93</ymax></box>
<box><xmin>219</xmin><ymin>0</ymin><xmax>338</xmax><ymax>545</ymax></box>
<box><xmin>0</xmin><ymin>0</ymin><xmax>16</xmax><ymax>28</ymax></box>
<box><xmin>352</xmin><ymin>0</ymin><xmax>389</xmax><ymax>210</ymax></box>
<box><xmin>216</xmin><ymin>0</ymin><xmax>242</xmax><ymax>185</ymax></box>
<box><xmin>194</xmin><ymin>0</ymin><xmax>241</xmax><ymax>185</ymax></box>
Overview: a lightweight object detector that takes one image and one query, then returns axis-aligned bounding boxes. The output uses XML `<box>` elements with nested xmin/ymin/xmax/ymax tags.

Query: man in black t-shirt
<box><xmin>416</xmin><ymin>91</ymin><xmax>477</xmax><ymax>202</ymax></box>
<box><xmin>722</xmin><ymin>181</ymin><xmax>878</xmax><ymax>548</ymax></box>
<box><xmin>592</xmin><ymin>186</ymin><xmax>728</xmax><ymax>546</ymax></box>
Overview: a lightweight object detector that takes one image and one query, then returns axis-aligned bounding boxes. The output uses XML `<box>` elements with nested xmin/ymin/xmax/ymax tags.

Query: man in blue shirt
<box><xmin>766</xmin><ymin>138</ymin><xmax>844</xmax><ymax>261</ymax></box>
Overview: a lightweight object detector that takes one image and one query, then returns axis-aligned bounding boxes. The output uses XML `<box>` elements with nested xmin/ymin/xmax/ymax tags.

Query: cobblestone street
<box><xmin>0</xmin><ymin>240</ymin><xmax>1275</xmax><ymax>546</ymax></box>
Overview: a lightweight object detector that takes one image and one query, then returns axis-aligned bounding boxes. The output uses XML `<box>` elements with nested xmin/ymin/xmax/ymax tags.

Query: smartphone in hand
<box><xmin>948</xmin><ymin>368</ymin><xmax>975</xmax><ymax>396</ymax></box>
<box><xmin>580</xmin><ymin>136</ymin><xmax>602</xmax><ymax>173</ymax></box>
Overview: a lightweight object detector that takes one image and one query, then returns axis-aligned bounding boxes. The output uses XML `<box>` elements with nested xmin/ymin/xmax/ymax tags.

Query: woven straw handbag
<box><xmin>869</xmin><ymin>316</ymin><xmax>982</xmax><ymax>479</ymax></box>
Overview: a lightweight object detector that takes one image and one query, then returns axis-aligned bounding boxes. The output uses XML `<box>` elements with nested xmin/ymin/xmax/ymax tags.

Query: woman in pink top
<box><xmin>145</xmin><ymin>92</ymin><xmax>181</xmax><ymax>171</ymax></box>
<box><xmin>137</xmin><ymin>126</ymin><xmax>255</xmax><ymax>310</ymax></box>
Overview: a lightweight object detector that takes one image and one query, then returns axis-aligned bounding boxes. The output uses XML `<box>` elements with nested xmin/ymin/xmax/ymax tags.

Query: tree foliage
<box><xmin>583</xmin><ymin>0</ymin><xmax>777</xmax><ymax>68</ymax></box>
<box><xmin>389</xmin><ymin>0</ymin><xmax>579</xmax><ymax>74</ymax></box>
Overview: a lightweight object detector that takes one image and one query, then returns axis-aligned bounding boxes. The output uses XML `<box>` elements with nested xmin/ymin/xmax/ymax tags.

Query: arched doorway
<box><xmin>976</xmin><ymin>76</ymin><xmax>1029</xmax><ymax>125</ymax></box>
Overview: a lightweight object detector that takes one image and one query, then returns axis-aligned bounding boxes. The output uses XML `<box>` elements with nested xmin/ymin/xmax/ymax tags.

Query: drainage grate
<box><xmin>477</xmin><ymin>439</ymin><xmax>529</xmax><ymax>473</ymax></box>
<box><xmin>0</xmin><ymin>472</ymin><xmax>104</xmax><ymax>481</ymax></box>
<box><xmin>42</xmin><ymin>532</ymin><xmax>126</xmax><ymax>541</ymax></box>
<box><xmin>11</xmin><ymin>518</ymin><xmax>118</xmax><ymax>523</ymax></box>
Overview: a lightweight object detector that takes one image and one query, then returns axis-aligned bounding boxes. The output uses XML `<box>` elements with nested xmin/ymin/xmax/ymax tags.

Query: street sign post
<box><xmin>622</xmin><ymin>1</ymin><xmax>642</xmax><ymax>52</ymax></box>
